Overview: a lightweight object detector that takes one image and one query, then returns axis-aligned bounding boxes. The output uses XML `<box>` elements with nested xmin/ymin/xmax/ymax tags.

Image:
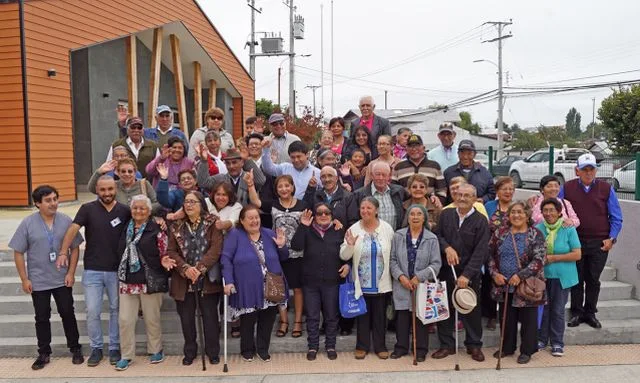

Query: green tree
<box><xmin>456</xmin><ymin>111</ymin><xmax>481</xmax><ymax>134</ymax></box>
<box><xmin>255</xmin><ymin>98</ymin><xmax>276</xmax><ymax>118</ymax></box>
<box><xmin>537</xmin><ymin>124</ymin><xmax>577</xmax><ymax>147</ymax></box>
<box><xmin>581</xmin><ymin>122</ymin><xmax>608</xmax><ymax>141</ymax></box>
<box><xmin>565</xmin><ymin>107</ymin><xmax>582</xmax><ymax>138</ymax></box>
<box><xmin>495</xmin><ymin>120</ymin><xmax>511</xmax><ymax>134</ymax></box>
<box><xmin>599</xmin><ymin>85</ymin><xmax>640</xmax><ymax>153</ymax></box>
<box><xmin>511</xmin><ymin>130</ymin><xmax>546</xmax><ymax>150</ymax></box>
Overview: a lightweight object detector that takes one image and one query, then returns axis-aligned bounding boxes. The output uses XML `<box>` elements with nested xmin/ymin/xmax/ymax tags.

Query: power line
<box><xmin>511</xmin><ymin>69</ymin><xmax>640</xmax><ymax>87</ymax></box>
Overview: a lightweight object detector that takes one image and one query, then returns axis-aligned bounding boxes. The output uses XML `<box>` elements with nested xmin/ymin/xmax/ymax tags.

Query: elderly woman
<box><xmin>202</xmin><ymin>131</ymin><xmax>228</xmax><ymax>176</ymax></box>
<box><xmin>536</xmin><ymin>198</ymin><xmax>581</xmax><ymax>357</ymax></box>
<box><xmin>145</xmin><ymin>136</ymin><xmax>195</xmax><ymax>189</ymax></box>
<box><xmin>316</xmin><ymin>148</ymin><xmax>340</xmax><ymax>170</ymax></box>
<box><xmin>329</xmin><ymin>117</ymin><xmax>347</xmax><ymax>156</ymax></box>
<box><xmin>390</xmin><ymin>204</ymin><xmax>441</xmax><ymax>362</ymax></box>
<box><xmin>248</xmin><ymin>174</ymin><xmax>307</xmax><ymax>339</ymax></box>
<box><xmin>340</xmin><ymin>197</ymin><xmax>395</xmax><ymax>360</ymax></box>
<box><xmin>206</xmin><ymin>182</ymin><xmax>242</xmax><ymax>233</ymax></box>
<box><xmin>401</xmin><ymin>174</ymin><xmax>442</xmax><ymax>230</ymax></box>
<box><xmin>393</xmin><ymin>127</ymin><xmax>412</xmax><ymax>160</ymax></box>
<box><xmin>114</xmin><ymin>195</ymin><xmax>173</xmax><ymax>371</ymax></box>
<box><xmin>309</xmin><ymin>130</ymin><xmax>336</xmax><ymax>167</ymax></box>
<box><xmin>221</xmin><ymin>205</ymin><xmax>288</xmax><ymax>362</ymax></box>
<box><xmin>89</xmin><ymin>158</ymin><xmax>162</xmax><ymax>215</ymax></box>
<box><xmin>291</xmin><ymin>204</ymin><xmax>349</xmax><ymax>361</ymax></box>
<box><xmin>488</xmin><ymin>201</ymin><xmax>546</xmax><ymax>364</ymax></box>
<box><xmin>364</xmin><ymin>135</ymin><xmax>400</xmax><ymax>186</ymax></box>
<box><xmin>530</xmin><ymin>175</ymin><xmax>580</xmax><ymax>226</ymax></box>
<box><xmin>188</xmin><ymin>107</ymin><xmax>235</xmax><ymax>159</ymax></box>
<box><xmin>167</xmin><ymin>191</ymin><xmax>224</xmax><ymax>366</ymax></box>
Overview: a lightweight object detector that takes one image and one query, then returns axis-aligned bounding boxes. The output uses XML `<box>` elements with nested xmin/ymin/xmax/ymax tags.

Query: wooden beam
<box><xmin>148</xmin><ymin>27</ymin><xmax>162</xmax><ymax>128</ymax></box>
<box><xmin>209</xmin><ymin>79</ymin><xmax>217</xmax><ymax>109</ymax></box>
<box><xmin>169</xmin><ymin>34</ymin><xmax>188</xmax><ymax>134</ymax></box>
<box><xmin>193</xmin><ymin>61</ymin><xmax>202</xmax><ymax>129</ymax></box>
<box><xmin>126</xmin><ymin>35</ymin><xmax>138</xmax><ymax>117</ymax></box>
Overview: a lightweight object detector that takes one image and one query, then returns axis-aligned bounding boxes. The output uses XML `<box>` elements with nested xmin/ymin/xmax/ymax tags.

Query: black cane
<box><xmin>193</xmin><ymin>281</ymin><xmax>207</xmax><ymax>371</ymax></box>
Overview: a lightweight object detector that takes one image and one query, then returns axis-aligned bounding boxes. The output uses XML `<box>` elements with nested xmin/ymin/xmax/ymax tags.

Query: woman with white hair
<box><xmin>114</xmin><ymin>195</ymin><xmax>175</xmax><ymax>371</ymax></box>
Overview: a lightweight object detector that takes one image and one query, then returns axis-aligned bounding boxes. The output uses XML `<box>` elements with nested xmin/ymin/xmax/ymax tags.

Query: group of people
<box><xmin>11</xmin><ymin>95</ymin><xmax>623</xmax><ymax>372</ymax></box>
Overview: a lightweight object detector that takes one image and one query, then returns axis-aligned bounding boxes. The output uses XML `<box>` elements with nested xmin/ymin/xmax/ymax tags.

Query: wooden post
<box><xmin>209</xmin><ymin>79</ymin><xmax>217</xmax><ymax>109</ymax></box>
<box><xmin>148</xmin><ymin>27</ymin><xmax>163</xmax><ymax>128</ymax></box>
<box><xmin>126</xmin><ymin>35</ymin><xmax>138</xmax><ymax>117</ymax></box>
<box><xmin>170</xmin><ymin>34</ymin><xmax>188</xmax><ymax>134</ymax></box>
<box><xmin>193</xmin><ymin>61</ymin><xmax>202</xmax><ymax>129</ymax></box>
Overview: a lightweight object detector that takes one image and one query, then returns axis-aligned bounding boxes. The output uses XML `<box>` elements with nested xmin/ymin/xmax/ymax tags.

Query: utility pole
<box><xmin>247</xmin><ymin>0</ymin><xmax>261</xmax><ymax>79</ymax></box>
<box><xmin>384</xmin><ymin>90</ymin><xmax>388</xmax><ymax>109</ymax></box>
<box><xmin>287</xmin><ymin>0</ymin><xmax>296</xmax><ymax>118</ymax></box>
<box><xmin>482</xmin><ymin>20</ymin><xmax>512</xmax><ymax>159</ymax></box>
<box><xmin>330</xmin><ymin>0</ymin><xmax>334</xmax><ymax>117</ymax></box>
<box><xmin>278</xmin><ymin>67</ymin><xmax>282</xmax><ymax>106</ymax></box>
<box><xmin>320</xmin><ymin>3</ymin><xmax>324</xmax><ymax>114</ymax></box>
<box><xmin>306</xmin><ymin>85</ymin><xmax>321</xmax><ymax>117</ymax></box>
<box><xmin>592</xmin><ymin>97</ymin><xmax>596</xmax><ymax>139</ymax></box>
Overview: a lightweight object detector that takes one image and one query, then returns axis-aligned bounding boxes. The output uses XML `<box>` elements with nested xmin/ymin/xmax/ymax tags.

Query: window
<box><xmin>528</xmin><ymin>153</ymin><xmax>544</xmax><ymax>162</ymax></box>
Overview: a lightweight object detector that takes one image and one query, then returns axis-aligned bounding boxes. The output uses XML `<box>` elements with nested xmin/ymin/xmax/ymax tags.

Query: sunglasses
<box><xmin>129</xmin><ymin>125</ymin><xmax>143</xmax><ymax>130</ymax></box>
<box><xmin>119</xmin><ymin>169</ymin><xmax>135</xmax><ymax>174</ymax></box>
<box><xmin>209</xmin><ymin>116</ymin><xmax>224</xmax><ymax>121</ymax></box>
<box><xmin>315</xmin><ymin>210</ymin><xmax>332</xmax><ymax>216</ymax></box>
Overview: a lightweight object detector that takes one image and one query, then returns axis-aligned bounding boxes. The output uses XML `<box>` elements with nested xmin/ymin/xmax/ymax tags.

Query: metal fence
<box><xmin>487</xmin><ymin>146</ymin><xmax>640</xmax><ymax>201</ymax></box>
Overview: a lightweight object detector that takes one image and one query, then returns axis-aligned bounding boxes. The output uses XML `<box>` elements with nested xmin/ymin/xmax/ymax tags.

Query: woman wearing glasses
<box><xmin>188</xmin><ymin>107</ymin><xmax>235</xmax><ymax>159</ymax></box>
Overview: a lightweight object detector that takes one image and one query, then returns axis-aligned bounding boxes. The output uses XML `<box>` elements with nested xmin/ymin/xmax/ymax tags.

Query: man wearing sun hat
<box><xmin>559</xmin><ymin>153</ymin><xmax>623</xmax><ymax>329</ymax></box>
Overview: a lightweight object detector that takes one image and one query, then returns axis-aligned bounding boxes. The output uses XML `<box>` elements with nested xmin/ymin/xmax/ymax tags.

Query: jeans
<box><xmin>82</xmin><ymin>270</ymin><xmax>119</xmax><ymax>350</ymax></box>
<box><xmin>303</xmin><ymin>284</ymin><xmax>339</xmax><ymax>350</ymax></box>
<box><xmin>571</xmin><ymin>239</ymin><xmax>608</xmax><ymax>317</ymax></box>
<box><xmin>31</xmin><ymin>286</ymin><xmax>81</xmax><ymax>355</ymax></box>
<box><xmin>538</xmin><ymin>278</ymin><xmax>569</xmax><ymax>348</ymax></box>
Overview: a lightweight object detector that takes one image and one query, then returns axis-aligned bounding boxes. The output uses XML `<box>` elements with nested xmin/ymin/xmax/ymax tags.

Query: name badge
<box><xmin>110</xmin><ymin>217</ymin><xmax>122</xmax><ymax>227</ymax></box>
<box><xmin>49</xmin><ymin>251</ymin><xmax>57</xmax><ymax>263</ymax></box>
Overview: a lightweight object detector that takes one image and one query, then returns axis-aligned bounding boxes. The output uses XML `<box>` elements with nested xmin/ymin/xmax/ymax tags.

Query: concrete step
<box><xmin>0</xmin><ymin>261</ymin><xmax>85</xmax><ymax>277</ymax></box>
<box><xmin>564</xmin><ymin>299</ymin><xmax>640</xmax><ymax>321</ymax></box>
<box><xmin>1</xmin><ymin>318</ymin><xmax>639</xmax><ymax>357</ymax></box>
<box><xmin>0</xmin><ymin>277</ymin><xmax>88</xmax><ymax>295</ymax></box>
<box><xmin>0</xmin><ymin>293</ymin><xmax>177</xmax><ymax>315</ymax></box>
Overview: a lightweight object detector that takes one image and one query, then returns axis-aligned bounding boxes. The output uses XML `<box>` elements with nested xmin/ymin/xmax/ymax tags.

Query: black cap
<box><xmin>458</xmin><ymin>139</ymin><xmax>476</xmax><ymax>152</ymax></box>
<box><xmin>407</xmin><ymin>134</ymin><xmax>423</xmax><ymax>146</ymax></box>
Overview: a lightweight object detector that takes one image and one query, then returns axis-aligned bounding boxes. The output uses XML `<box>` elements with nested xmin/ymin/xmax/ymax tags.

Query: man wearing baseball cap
<box><xmin>143</xmin><ymin>105</ymin><xmax>189</xmax><ymax>149</ymax></box>
<box><xmin>106</xmin><ymin>117</ymin><xmax>160</xmax><ymax>178</ymax></box>
<box><xmin>559</xmin><ymin>153</ymin><xmax>623</xmax><ymax>329</ymax></box>
<box><xmin>443</xmin><ymin>140</ymin><xmax>495</xmax><ymax>204</ymax></box>
<box><xmin>428</xmin><ymin>122</ymin><xmax>459</xmax><ymax>171</ymax></box>
<box><xmin>266</xmin><ymin>113</ymin><xmax>301</xmax><ymax>164</ymax></box>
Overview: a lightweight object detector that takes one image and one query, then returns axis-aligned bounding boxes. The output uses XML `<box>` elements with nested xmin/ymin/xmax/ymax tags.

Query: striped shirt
<box><xmin>391</xmin><ymin>156</ymin><xmax>447</xmax><ymax>200</ymax></box>
<box><xmin>371</xmin><ymin>184</ymin><xmax>397</xmax><ymax>230</ymax></box>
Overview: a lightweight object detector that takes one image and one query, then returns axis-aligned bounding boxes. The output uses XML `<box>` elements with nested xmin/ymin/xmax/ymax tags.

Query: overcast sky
<box><xmin>201</xmin><ymin>0</ymin><xmax>640</xmax><ymax>129</ymax></box>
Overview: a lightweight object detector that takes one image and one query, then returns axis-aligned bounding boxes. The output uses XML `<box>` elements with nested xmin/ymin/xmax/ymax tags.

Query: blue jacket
<box><xmin>156</xmin><ymin>179</ymin><xmax>185</xmax><ymax>212</ymax></box>
<box><xmin>221</xmin><ymin>228</ymin><xmax>289</xmax><ymax>310</ymax></box>
<box><xmin>143</xmin><ymin>127</ymin><xmax>189</xmax><ymax>150</ymax></box>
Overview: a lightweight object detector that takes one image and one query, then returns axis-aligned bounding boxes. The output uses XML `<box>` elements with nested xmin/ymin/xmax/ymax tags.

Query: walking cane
<box><xmin>193</xmin><ymin>280</ymin><xmax>207</xmax><ymax>371</ymax></box>
<box><xmin>496</xmin><ymin>288</ymin><xmax>509</xmax><ymax>370</ymax></box>
<box><xmin>450</xmin><ymin>265</ymin><xmax>460</xmax><ymax>371</ymax></box>
<box><xmin>411</xmin><ymin>288</ymin><xmax>417</xmax><ymax>366</ymax></box>
<box><xmin>222</xmin><ymin>277</ymin><xmax>229</xmax><ymax>373</ymax></box>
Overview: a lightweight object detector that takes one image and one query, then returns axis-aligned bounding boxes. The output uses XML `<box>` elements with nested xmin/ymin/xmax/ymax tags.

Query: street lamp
<box><xmin>474</xmin><ymin>58</ymin><xmax>505</xmax><ymax>159</ymax></box>
<box><xmin>279</xmin><ymin>54</ymin><xmax>311</xmax><ymax>107</ymax></box>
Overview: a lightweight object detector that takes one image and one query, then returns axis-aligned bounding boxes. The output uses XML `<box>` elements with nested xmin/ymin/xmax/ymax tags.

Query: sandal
<box><xmin>231</xmin><ymin>326</ymin><xmax>241</xmax><ymax>339</ymax></box>
<box><xmin>292</xmin><ymin>321</ymin><xmax>303</xmax><ymax>338</ymax></box>
<box><xmin>276</xmin><ymin>321</ymin><xmax>289</xmax><ymax>337</ymax></box>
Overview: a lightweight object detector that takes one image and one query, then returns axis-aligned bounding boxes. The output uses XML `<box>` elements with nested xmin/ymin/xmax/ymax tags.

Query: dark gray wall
<box><xmin>71</xmin><ymin>49</ymin><xmax>91</xmax><ymax>185</ymax></box>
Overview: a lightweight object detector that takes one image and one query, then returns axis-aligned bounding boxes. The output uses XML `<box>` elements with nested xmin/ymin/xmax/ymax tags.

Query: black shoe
<box><xmin>306</xmin><ymin>349</ymin><xmax>318</xmax><ymax>361</ymax></box>
<box><xmin>583</xmin><ymin>315</ymin><xmax>602</xmax><ymax>329</ymax></box>
<box><xmin>71</xmin><ymin>348</ymin><xmax>84</xmax><ymax>365</ymax></box>
<box><xmin>416</xmin><ymin>354</ymin><xmax>426</xmax><ymax>363</ymax></box>
<box><xmin>109</xmin><ymin>350</ymin><xmax>121</xmax><ymax>365</ymax></box>
<box><xmin>182</xmin><ymin>356</ymin><xmax>194</xmax><ymax>366</ymax></box>
<box><xmin>209</xmin><ymin>355</ymin><xmax>220</xmax><ymax>365</ymax></box>
<box><xmin>493</xmin><ymin>350</ymin><xmax>514</xmax><ymax>359</ymax></box>
<box><xmin>340</xmin><ymin>329</ymin><xmax>352</xmax><ymax>336</ymax></box>
<box><xmin>567</xmin><ymin>315</ymin><xmax>582</xmax><ymax>327</ymax></box>
<box><xmin>517</xmin><ymin>354</ymin><xmax>531</xmax><ymax>364</ymax></box>
<box><xmin>327</xmin><ymin>349</ymin><xmax>338</xmax><ymax>360</ymax></box>
<box><xmin>87</xmin><ymin>348</ymin><xmax>103</xmax><ymax>367</ymax></box>
<box><xmin>31</xmin><ymin>354</ymin><xmax>50</xmax><ymax>370</ymax></box>
<box><xmin>258</xmin><ymin>353</ymin><xmax>271</xmax><ymax>362</ymax></box>
<box><xmin>390</xmin><ymin>351</ymin><xmax>407</xmax><ymax>359</ymax></box>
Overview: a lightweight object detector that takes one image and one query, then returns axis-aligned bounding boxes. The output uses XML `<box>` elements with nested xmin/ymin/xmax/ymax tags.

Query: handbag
<box><xmin>251</xmin><ymin>240</ymin><xmax>286</xmax><ymax>303</ymax></box>
<box><xmin>137</xmin><ymin>251</ymin><xmax>169</xmax><ymax>294</ymax></box>
<box><xmin>511</xmin><ymin>233</ymin><xmax>546</xmax><ymax>302</ymax></box>
<box><xmin>416</xmin><ymin>266</ymin><xmax>450</xmax><ymax>325</ymax></box>
<box><xmin>339</xmin><ymin>270</ymin><xmax>368</xmax><ymax>318</ymax></box>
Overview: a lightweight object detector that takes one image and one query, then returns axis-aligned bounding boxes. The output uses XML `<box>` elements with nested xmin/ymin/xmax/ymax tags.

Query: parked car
<box><xmin>508</xmin><ymin>147</ymin><xmax>590</xmax><ymax>188</ymax></box>
<box><xmin>613</xmin><ymin>160</ymin><xmax>636</xmax><ymax>191</ymax></box>
<box><xmin>492</xmin><ymin>155</ymin><xmax>524</xmax><ymax>177</ymax></box>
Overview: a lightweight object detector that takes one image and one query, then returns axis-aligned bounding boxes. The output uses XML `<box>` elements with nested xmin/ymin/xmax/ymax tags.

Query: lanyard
<box><xmin>39</xmin><ymin>214</ymin><xmax>56</xmax><ymax>251</ymax></box>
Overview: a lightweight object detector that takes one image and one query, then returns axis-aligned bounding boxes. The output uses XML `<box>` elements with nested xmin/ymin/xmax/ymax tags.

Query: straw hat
<box><xmin>452</xmin><ymin>287</ymin><xmax>477</xmax><ymax>314</ymax></box>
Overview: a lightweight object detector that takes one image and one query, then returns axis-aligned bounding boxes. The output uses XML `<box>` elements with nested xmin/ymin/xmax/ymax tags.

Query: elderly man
<box><xmin>432</xmin><ymin>183</ymin><xmax>489</xmax><ymax>362</ymax></box>
<box><xmin>443</xmin><ymin>140</ymin><xmax>495</xmax><ymax>204</ymax></box>
<box><xmin>196</xmin><ymin>147</ymin><xmax>266</xmax><ymax>205</ymax></box>
<box><xmin>392</xmin><ymin>134</ymin><xmax>447</xmax><ymax>205</ymax></box>
<box><xmin>107</xmin><ymin>117</ymin><xmax>159</xmax><ymax>179</ymax></box>
<box><xmin>560</xmin><ymin>153</ymin><xmax>623</xmax><ymax>329</ymax></box>
<box><xmin>261</xmin><ymin>139</ymin><xmax>322</xmax><ymax>200</ymax></box>
<box><xmin>303</xmin><ymin>166</ymin><xmax>357</xmax><ymax>227</ymax></box>
<box><xmin>144</xmin><ymin>105</ymin><xmax>189</xmax><ymax>149</ymax></box>
<box><xmin>349</xmin><ymin>95</ymin><xmax>390</xmax><ymax>144</ymax></box>
<box><xmin>351</xmin><ymin>162</ymin><xmax>408</xmax><ymax>231</ymax></box>
<box><xmin>428</xmin><ymin>122</ymin><xmax>459</xmax><ymax>171</ymax></box>
<box><xmin>267</xmin><ymin>113</ymin><xmax>301</xmax><ymax>164</ymax></box>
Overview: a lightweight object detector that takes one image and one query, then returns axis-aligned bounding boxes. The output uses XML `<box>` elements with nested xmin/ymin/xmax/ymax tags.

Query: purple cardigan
<box><xmin>221</xmin><ymin>227</ymin><xmax>289</xmax><ymax>310</ymax></box>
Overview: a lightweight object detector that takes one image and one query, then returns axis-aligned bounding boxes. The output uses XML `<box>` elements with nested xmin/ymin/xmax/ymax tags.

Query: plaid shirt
<box><xmin>371</xmin><ymin>184</ymin><xmax>396</xmax><ymax>230</ymax></box>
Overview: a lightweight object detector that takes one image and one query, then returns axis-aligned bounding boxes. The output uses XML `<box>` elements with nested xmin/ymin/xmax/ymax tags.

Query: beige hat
<box><xmin>452</xmin><ymin>287</ymin><xmax>477</xmax><ymax>315</ymax></box>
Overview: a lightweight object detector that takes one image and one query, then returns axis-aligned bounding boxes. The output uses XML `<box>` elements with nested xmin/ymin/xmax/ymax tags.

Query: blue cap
<box><xmin>156</xmin><ymin>105</ymin><xmax>172</xmax><ymax>114</ymax></box>
<box><xmin>268</xmin><ymin>113</ymin><xmax>285</xmax><ymax>124</ymax></box>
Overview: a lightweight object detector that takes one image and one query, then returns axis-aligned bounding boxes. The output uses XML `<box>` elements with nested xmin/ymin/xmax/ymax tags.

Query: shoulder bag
<box><xmin>511</xmin><ymin>232</ymin><xmax>545</xmax><ymax>302</ymax></box>
<box><xmin>251</xmin><ymin>239</ymin><xmax>286</xmax><ymax>303</ymax></box>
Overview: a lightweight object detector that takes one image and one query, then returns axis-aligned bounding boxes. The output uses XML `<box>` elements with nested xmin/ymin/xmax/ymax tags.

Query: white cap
<box><xmin>577</xmin><ymin>153</ymin><xmax>597</xmax><ymax>169</ymax></box>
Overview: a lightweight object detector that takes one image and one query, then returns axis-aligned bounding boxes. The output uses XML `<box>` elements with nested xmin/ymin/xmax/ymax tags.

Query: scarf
<box><xmin>406</xmin><ymin>229</ymin><xmax>423</xmax><ymax>278</ymax></box>
<box><xmin>185</xmin><ymin>219</ymin><xmax>208</xmax><ymax>266</ymax></box>
<box><xmin>118</xmin><ymin>220</ymin><xmax>147</xmax><ymax>282</ymax></box>
<box><xmin>312</xmin><ymin>222</ymin><xmax>332</xmax><ymax>238</ymax></box>
<box><xmin>542</xmin><ymin>217</ymin><xmax>564</xmax><ymax>254</ymax></box>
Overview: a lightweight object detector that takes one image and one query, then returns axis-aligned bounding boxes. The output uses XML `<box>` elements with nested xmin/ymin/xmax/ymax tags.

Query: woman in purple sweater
<box><xmin>221</xmin><ymin>204</ymin><xmax>288</xmax><ymax>362</ymax></box>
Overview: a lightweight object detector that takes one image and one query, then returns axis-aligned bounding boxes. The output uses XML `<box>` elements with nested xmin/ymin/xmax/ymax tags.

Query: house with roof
<box><xmin>0</xmin><ymin>0</ymin><xmax>254</xmax><ymax>206</ymax></box>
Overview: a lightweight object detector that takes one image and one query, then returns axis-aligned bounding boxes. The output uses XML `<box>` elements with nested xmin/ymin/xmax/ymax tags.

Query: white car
<box><xmin>508</xmin><ymin>148</ymin><xmax>590</xmax><ymax>188</ymax></box>
<box><xmin>613</xmin><ymin>160</ymin><xmax>636</xmax><ymax>191</ymax></box>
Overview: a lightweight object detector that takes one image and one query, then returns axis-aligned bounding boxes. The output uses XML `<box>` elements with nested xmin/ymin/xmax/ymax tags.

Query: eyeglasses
<box><xmin>456</xmin><ymin>193</ymin><xmax>474</xmax><ymax>199</ymax></box>
<box><xmin>184</xmin><ymin>200</ymin><xmax>199</xmax><ymax>205</ymax></box>
<box><xmin>120</xmin><ymin>169</ymin><xmax>135</xmax><ymax>174</ymax></box>
<box><xmin>316</xmin><ymin>210</ymin><xmax>332</xmax><ymax>216</ymax></box>
<box><xmin>129</xmin><ymin>125</ymin><xmax>143</xmax><ymax>130</ymax></box>
<box><xmin>209</xmin><ymin>116</ymin><xmax>224</xmax><ymax>121</ymax></box>
<box><xmin>271</xmin><ymin>121</ymin><xmax>285</xmax><ymax>127</ymax></box>
<box><xmin>180</xmin><ymin>177</ymin><xmax>194</xmax><ymax>183</ymax></box>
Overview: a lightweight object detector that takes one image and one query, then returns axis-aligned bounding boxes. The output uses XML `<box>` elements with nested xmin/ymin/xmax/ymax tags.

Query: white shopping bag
<box><xmin>416</xmin><ymin>267</ymin><xmax>450</xmax><ymax>325</ymax></box>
